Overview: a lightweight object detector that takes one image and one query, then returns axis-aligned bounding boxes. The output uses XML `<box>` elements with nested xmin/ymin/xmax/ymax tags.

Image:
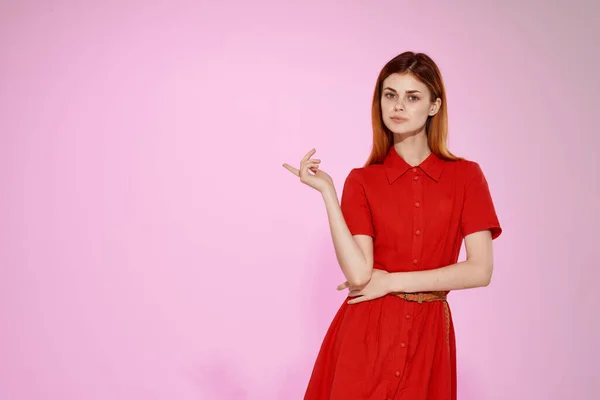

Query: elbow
<box><xmin>347</xmin><ymin>267</ymin><xmax>372</xmax><ymax>288</ymax></box>
<box><xmin>479</xmin><ymin>263</ymin><xmax>493</xmax><ymax>287</ymax></box>
<box><xmin>349</xmin><ymin>275</ymin><xmax>370</xmax><ymax>288</ymax></box>
<box><xmin>481</xmin><ymin>275</ymin><xmax>492</xmax><ymax>287</ymax></box>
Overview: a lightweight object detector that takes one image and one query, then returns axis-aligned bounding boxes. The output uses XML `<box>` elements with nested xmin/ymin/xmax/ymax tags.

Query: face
<box><xmin>380</xmin><ymin>72</ymin><xmax>441</xmax><ymax>136</ymax></box>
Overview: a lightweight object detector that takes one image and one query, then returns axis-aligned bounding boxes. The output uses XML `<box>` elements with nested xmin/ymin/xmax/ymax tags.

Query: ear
<box><xmin>429</xmin><ymin>98</ymin><xmax>442</xmax><ymax>116</ymax></box>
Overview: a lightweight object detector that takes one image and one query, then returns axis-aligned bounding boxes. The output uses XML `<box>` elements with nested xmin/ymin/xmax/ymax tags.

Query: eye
<box><xmin>408</xmin><ymin>95</ymin><xmax>419</xmax><ymax>101</ymax></box>
<box><xmin>384</xmin><ymin>92</ymin><xmax>396</xmax><ymax>99</ymax></box>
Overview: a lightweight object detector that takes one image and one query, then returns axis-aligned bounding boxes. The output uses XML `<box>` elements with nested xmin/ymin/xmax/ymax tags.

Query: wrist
<box><xmin>321</xmin><ymin>186</ymin><xmax>337</xmax><ymax>200</ymax></box>
<box><xmin>384</xmin><ymin>272</ymin><xmax>394</xmax><ymax>294</ymax></box>
<box><xmin>386</xmin><ymin>271</ymin><xmax>405</xmax><ymax>293</ymax></box>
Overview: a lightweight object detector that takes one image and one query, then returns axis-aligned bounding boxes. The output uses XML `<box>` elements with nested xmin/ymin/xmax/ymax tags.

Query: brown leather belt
<box><xmin>392</xmin><ymin>291</ymin><xmax>447</xmax><ymax>304</ymax></box>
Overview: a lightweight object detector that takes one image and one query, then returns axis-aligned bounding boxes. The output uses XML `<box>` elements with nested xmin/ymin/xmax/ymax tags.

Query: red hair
<box><xmin>364</xmin><ymin>52</ymin><xmax>462</xmax><ymax>167</ymax></box>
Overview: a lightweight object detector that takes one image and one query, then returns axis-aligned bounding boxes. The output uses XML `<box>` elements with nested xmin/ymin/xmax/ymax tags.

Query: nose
<box><xmin>394</xmin><ymin>101</ymin><xmax>404</xmax><ymax>111</ymax></box>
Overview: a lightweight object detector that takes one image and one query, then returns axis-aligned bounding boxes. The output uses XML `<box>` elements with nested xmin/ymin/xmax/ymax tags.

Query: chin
<box><xmin>384</xmin><ymin>121</ymin><xmax>426</xmax><ymax>136</ymax></box>
<box><xmin>385</xmin><ymin>125</ymin><xmax>414</xmax><ymax>135</ymax></box>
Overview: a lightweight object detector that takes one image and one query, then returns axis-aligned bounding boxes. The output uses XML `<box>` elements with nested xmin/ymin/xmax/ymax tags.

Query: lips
<box><xmin>390</xmin><ymin>116</ymin><xmax>408</xmax><ymax>123</ymax></box>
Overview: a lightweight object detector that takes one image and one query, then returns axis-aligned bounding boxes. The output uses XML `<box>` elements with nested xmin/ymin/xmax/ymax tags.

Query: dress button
<box><xmin>413</xmin><ymin>175</ymin><xmax>419</xmax><ymax>180</ymax></box>
<box><xmin>415</xmin><ymin>229</ymin><xmax>421</xmax><ymax>235</ymax></box>
<box><xmin>401</xmin><ymin>342</ymin><xmax>406</xmax><ymax>348</ymax></box>
<box><xmin>412</xmin><ymin>167</ymin><xmax>417</xmax><ymax>172</ymax></box>
<box><xmin>395</xmin><ymin>370</ymin><xmax>401</xmax><ymax>376</ymax></box>
<box><xmin>415</xmin><ymin>202</ymin><xmax>420</xmax><ymax>207</ymax></box>
<box><xmin>413</xmin><ymin>259</ymin><xmax>418</xmax><ymax>264</ymax></box>
<box><xmin>406</xmin><ymin>314</ymin><xmax>411</xmax><ymax>319</ymax></box>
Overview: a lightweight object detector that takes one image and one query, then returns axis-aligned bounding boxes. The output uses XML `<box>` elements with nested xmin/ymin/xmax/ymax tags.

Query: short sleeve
<box><xmin>461</xmin><ymin>162</ymin><xmax>502</xmax><ymax>240</ymax></box>
<box><xmin>340</xmin><ymin>168</ymin><xmax>375</xmax><ymax>237</ymax></box>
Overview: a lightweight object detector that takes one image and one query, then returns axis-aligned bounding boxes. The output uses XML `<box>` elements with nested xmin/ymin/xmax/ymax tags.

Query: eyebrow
<box><xmin>383</xmin><ymin>87</ymin><xmax>422</xmax><ymax>94</ymax></box>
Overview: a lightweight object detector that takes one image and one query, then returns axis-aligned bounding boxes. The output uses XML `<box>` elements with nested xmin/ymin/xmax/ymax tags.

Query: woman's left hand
<box><xmin>336</xmin><ymin>269</ymin><xmax>390</xmax><ymax>304</ymax></box>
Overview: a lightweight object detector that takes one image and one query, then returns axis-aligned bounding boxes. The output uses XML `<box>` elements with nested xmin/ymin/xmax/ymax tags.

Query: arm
<box><xmin>322</xmin><ymin>187</ymin><xmax>374</xmax><ymax>287</ymax></box>
<box><xmin>282</xmin><ymin>151</ymin><xmax>374</xmax><ymax>287</ymax></box>
<box><xmin>386</xmin><ymin>161</ymin><xmax>501</xmax><ymax>293</ymax></box>
<box><xmin>385</xmin><ymin>230</ymin><xmax>494</xmax><ymax>293</ymax></box>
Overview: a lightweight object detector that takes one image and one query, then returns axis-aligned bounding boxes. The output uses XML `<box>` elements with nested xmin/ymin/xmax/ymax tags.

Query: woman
<box><xmin>283</xmin><ymin>51</ymin><xmax>501</xmax><ymax>400</ymax></box>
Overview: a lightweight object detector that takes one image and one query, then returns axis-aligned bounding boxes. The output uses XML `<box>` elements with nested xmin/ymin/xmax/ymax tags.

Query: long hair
<box><xmin>364</xmin><ymin>51</ymin><xmax>462</xmax><ymax>167</ymax></box>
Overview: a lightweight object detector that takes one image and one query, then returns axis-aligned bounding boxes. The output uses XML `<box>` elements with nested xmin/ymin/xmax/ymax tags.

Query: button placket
<box><xmin>389</xmin><ymin>299</ymin><xmax>413</xmax><ymax>396</ymax></box>
<box><xmin>411</xmin><ymin>168</ymin><xmax>423</xmax><ymax>270</ymax></box>
<box><xmin>389</xmin><ymin>166</ymin><xmax>424</xmax><ymax>398</ymax></box>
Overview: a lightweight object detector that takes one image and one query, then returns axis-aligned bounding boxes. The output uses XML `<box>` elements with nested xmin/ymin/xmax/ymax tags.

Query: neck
<box><xmin>392</xmin><ymin>129</ymin><xmax>431</xmax><ymax>166</ymax></box>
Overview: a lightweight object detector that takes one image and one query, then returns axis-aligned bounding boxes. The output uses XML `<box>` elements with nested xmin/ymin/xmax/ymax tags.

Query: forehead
<box><xmin>382</xmin><ymin>73</ymin><xmax>428</xmax><ymax>91</ymax></box>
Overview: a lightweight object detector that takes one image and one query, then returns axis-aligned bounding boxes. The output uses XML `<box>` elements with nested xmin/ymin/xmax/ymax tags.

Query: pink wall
<box><xmin>1</xmin><ymin>1</ymin><xmax>598</xmax><ymax>399</ymax></box>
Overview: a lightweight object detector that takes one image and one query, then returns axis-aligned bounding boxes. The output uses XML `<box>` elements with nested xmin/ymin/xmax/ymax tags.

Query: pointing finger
<box><xmin>282</xmin><ymin>163</ymin><xmax>300</xmax><ymax>176</ymax></box>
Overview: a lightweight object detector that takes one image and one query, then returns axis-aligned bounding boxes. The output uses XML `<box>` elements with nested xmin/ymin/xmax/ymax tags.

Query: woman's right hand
<box><xmin>283</xmin><ymin>148</ymin><xmax>335</xmax><ymax>194</ymax></box>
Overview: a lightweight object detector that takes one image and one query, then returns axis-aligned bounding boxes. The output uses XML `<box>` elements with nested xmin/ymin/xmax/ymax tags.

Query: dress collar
<box><xmin>383</xmin><ymin>146</ymin><xmax>445</xmax><ymax>184</ymax></box>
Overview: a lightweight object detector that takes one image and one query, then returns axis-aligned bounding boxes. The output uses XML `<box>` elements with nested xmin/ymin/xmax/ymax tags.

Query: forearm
<box><xmin>322</xmin><ymin>187</ymin><xmax>372</xmax><ymax>286</ymax></box>
<box><xmin>386</xmin><ymin>259</ymin><xmax>492</xmax><ymax>293</ymax></box>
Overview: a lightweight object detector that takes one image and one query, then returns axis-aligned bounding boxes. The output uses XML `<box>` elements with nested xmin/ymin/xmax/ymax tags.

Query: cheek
<box><xmin>408</xmin><ymin>104</ymin><xmax>430</xmax><ymax>120</ymax></box>
<box><xmin>381</xmin><ymin>98</ymin><xmax>393</xmax><ymax>110</ymax></box>
<box><xmin>380</xmin><ymin>102</ymin><xmax>393</xmax><ymax>118</ymax></box>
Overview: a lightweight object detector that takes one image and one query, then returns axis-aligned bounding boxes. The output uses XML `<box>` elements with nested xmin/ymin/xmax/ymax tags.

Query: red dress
<box><xmin>304</xmin><ymin>147</ymin><xmax>502</xmax><ymax>400</ymax></box>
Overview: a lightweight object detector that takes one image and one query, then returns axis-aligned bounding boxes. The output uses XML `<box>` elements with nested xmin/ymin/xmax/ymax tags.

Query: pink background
<box><xmin>1</xmin><ymin>1</ymin><xmax>599</xmax><ymax>399</ymax></box>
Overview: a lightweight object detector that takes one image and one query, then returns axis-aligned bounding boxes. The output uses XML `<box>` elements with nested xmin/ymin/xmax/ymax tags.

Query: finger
<box><xmin>299</xmin><ymin>161</ymin><xmax>310</xmax><ymax>181</ymax></box>
<box><xmin>282</xmin><ymin>163</ymin><xmax>300</xmax><ymax>176</ymax></box>
<box><xmin>336</xmin><ymin>282</ymin><xmax>349</xmax><ymax>290</ymax></box>
<box><xmin>302</xmin><ymin>160</ymin><xmax>320</xmax><ymax>170</ymax></box>
<box><xmin>347</xmin><ymin>296</ymin><xmax>368</xmax><ymax>305</ymax></box>
<box><xmin>300</xmin><ymin>160</ymin><xmax>320</xmax><ymax>180</ymax></box>
<box><xmin>348</xmin><ymin>290</ymin><xmax>362</xmax><ymax>297</ymax></box>
<box><xmin>300</xmin><ymin>159</ymin><xmax>321</xmax><ymax>171</ymax></box>
<box><xmin>301</xmin><ymin>148</ymin><xmax>317</xmax><ymax>164</ymax></box>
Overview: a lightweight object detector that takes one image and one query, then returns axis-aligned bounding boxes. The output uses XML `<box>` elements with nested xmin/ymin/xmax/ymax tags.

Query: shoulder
<box><xmin>452</xmin><ymin>157</ymin><xmax>481</xmax><ymax>170</ymax></box>
<box><xmin>448</xmin><ymin>157</ymin><xmax>486</xmax><ymax>179</ymax></box>
<box><xmin>344</xmin><ymin>164</ymin><xmax>386</xmax><ymax>187</ymax></box>
<box><xmin>346</xmin><ymin>164</ymin><xmax>386</xmax><ymax>180</ymax></box>
<box><xmin>446</xmin><ymin>158</ymin><xmax>495</xmax><ymax>194</ymax></box>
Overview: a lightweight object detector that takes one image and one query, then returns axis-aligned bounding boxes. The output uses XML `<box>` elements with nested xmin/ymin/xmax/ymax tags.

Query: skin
<box><xmin>380</xmin><ymin>72</ymin><xmax>442</xmax><ymax>148</ymax></box>
<box><xmin>283</xmin><ymin>72</ymin><xmax>494</xmax><ymax>305</ymax></box>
